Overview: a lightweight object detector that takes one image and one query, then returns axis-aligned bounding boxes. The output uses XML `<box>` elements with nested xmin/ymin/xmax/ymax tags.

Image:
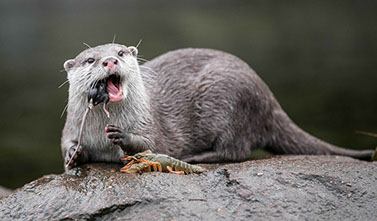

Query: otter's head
<box><xmin>64</xmin><ymin>43</ymin><xmax>139</xmax><ymax>104</ymax></box>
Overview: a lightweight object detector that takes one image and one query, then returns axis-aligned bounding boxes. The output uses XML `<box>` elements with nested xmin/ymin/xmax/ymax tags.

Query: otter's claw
<box><xmin>105</xmin><ymin>124</ymin><xmax>149</xmax><ymax>154</ymax></box>
<box><xmin>105</xmin><ymin>124</ymin><xmax>130</xmax><ymax>145</ymax></box>
<box><xmin>65</xmin><ymin>144</ymin><xmax>83</xmax><ymax>168</ymax></box>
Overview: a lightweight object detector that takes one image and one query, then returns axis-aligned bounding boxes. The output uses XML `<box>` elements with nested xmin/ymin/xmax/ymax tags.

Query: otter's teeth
<box><xmin>118</xmin><ymin>87</ymin><xmax>123</xmax><ymax>96</ymax></box>
<box><xmin>108</xmin><ymin>90</ymin><xmax>123</xmax><ymax>98</ymax></box>
<box><xmin>108</xmin><ymin>87</ymin><xmax>123</xmax><ymax>100</ymax></box>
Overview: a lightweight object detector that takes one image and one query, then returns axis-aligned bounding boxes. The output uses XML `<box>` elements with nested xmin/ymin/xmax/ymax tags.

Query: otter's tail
<box><xmin>265</xmin><ymin>110</ymin><xmax>373</xmax><ymax>161</ymax></box>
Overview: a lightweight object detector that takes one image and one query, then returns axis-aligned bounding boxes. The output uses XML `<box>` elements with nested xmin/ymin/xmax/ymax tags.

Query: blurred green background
<box><xmin>0</xmin><ymin>0</ymin><xmax>376</xmax><ymax>189</ymax></box>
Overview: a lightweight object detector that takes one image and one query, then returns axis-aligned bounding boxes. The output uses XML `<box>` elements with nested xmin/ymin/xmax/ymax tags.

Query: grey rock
<box><xmin>0</xmin><ymin>156</ymin><xmax>376</xmax><ymax>220</ymax></box>
<box><xmin>0</xmin><ymin>186</ymin><xmax>11</xmax><ymax>199</ymax></box>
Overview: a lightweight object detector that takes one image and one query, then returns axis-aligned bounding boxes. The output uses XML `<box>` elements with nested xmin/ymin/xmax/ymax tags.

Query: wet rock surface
<box><xmin>0</xmin><ymin>155</ymin><xmax>376</xmax><ymax>220</ymax></box>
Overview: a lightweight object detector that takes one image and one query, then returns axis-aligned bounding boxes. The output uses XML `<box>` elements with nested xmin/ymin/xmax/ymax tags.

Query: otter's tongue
<box><xmin>107</xmin><ymin>79</ymin><xmax>123</xmax><ymax>102</ymax></box>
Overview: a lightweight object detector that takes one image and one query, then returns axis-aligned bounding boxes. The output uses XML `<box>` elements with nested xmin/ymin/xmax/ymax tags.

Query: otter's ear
<box><xmin>64</xmin><ymin>59</ymin><xmax>75</xmax><ymax>72</ymax></box>
<box><xmin>128</xmin><ymin>46</ymin><xmax>138</xmax><ymax>57</ymax></box>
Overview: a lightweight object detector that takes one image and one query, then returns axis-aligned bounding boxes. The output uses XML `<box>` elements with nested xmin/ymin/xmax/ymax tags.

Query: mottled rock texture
<box><xmin>0</xmin><ymin>186</ymin><xmax>11</xmax><ymax>199</ymax></box>
<box><xmin>0</xmin><ymin>155</ymin><xmax>376</xmax><ymax>220</ymax></box>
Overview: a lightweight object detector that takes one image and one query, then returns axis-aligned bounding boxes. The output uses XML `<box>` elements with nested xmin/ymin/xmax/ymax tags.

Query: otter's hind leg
<box><xmin>182</xmin><ymin>134</ymin><xmax>255</xmax><ymax>163</ymax></box>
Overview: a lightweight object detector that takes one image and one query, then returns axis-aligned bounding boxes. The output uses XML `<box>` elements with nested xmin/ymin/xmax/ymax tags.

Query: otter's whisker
<box><xmin>90</xmin><ymin>78</ymin><xmax>100</xmax><ymax>90</ymax></box>
<box><xmin>60</xmin><ymin>103</ymin><xmax>69</xmax><ymax>118</ymax></box>
<box><xmin>58</xmin><ymin>79</ymin><xmax>69</xmax><ymax>89</ymax></box>
<box><xmin>112</xmin><ymin>34</ymin><xmax>117</xmax><ymax>44</ymax></box>
<box><xmin>83</xmin><ymin>43</ymin><xmax>94</xmax><ymax>52</ymax></box>
<box><xmin>136</xmin><ymin>39</ymin><xmax>143</xmax><ymax>48</ymax></box>
<box><xmin>140</xmin><ymin>65</ymin><xmax>158</xmax><ymax>75</ymax></box>
<box><xmin>137</xmin><ymin>57</ymin><xmax>150</xmax><ymax>63</ymax></box>
<box><xmin>68</xmin><ymin>90</ymin><xmax>88</xmax><ymax>103</ymax></box>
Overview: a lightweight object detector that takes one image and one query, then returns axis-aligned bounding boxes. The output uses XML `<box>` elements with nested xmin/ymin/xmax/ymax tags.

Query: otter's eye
<box><xmin>87</xmin><ymin>58</ymin><xmax>95</xmax><ymax>64</ymax></box>
<box><xmin>118</xmin><ymin>51</ymin><xmax>124</xmax><ymax>57</ymax></box>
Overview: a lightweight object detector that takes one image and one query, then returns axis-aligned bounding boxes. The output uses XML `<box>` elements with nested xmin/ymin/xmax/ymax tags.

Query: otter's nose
<box><xmin>102</xmin><ymin>58</ymin><xmax>118</xmax><ymax>68</ymax></box>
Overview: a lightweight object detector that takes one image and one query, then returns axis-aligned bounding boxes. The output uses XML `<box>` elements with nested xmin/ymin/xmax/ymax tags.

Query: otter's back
<box><xmin>140</xmin><ymin>49</ymin><xmax>276</xmax><ymax>156</ymax></box>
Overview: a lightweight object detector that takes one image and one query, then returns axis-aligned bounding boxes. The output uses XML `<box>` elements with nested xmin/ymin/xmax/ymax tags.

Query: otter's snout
<box><xmin>102</xmin><ymin>58</ymin><xmax>118</xmax><ymax>68</ymax></box>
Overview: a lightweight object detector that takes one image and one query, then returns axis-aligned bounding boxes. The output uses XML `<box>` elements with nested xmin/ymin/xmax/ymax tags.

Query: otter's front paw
<box><xmin>65</xmin><ymin>144</ymin><xmax>83</xmax><ymax>168</ymax></box>
<box><xmin>105</xmin><ymin>124</ymin><xmax>131</xmax><ymax>146</ymax></box>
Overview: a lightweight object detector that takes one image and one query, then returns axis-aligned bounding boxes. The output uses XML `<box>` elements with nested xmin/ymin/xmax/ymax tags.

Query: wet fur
<box><xmin>62</xmin><ymin>44</ymin><xmax>373</xmax><ymax>169</ymax></box>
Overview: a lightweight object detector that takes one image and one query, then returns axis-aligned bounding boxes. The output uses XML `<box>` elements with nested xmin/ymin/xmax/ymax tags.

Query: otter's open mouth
<box><xmin>106</xmin><ymin>74</ymin><xmax>124</xmax><ymax>102</ymax></box>
<box><xmin>89</xmin><ymin>74</ymin><xmax>124</xmax><ymax>106</ymax></box>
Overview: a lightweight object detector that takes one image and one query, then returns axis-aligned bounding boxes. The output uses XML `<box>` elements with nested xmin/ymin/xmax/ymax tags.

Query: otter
<box><xmin>61</xmin><ymin>43</ymin><xmax>373</xmax><ymax>169</ymax></box>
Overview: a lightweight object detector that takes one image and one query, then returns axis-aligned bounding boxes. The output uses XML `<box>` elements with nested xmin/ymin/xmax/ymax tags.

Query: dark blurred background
<box><xmin>0</xmin><ymin>0</ymin><xmax>376</xmax><ymax>189</ymax></box>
